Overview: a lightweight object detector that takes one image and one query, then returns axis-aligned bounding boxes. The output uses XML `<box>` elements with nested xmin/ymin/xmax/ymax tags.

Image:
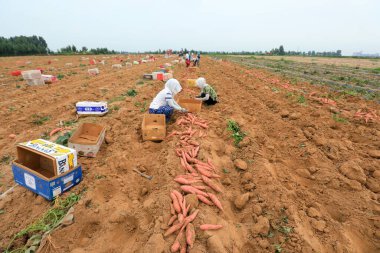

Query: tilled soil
<box><xmin>0</xmin><ymin>56</ymin><xmax>379</xmax><ymax>253</ymax></box>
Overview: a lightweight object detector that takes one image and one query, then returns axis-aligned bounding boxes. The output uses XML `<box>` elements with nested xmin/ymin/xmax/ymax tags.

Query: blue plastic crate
<box><xmin>12</xmin><ymin>163</ymin><xmax>82</xmax><ymax>201</ymax></box>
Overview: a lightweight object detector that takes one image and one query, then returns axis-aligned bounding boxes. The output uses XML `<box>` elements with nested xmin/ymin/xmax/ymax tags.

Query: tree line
<box><xmin>0</xmin><ymin>35</ymin><xmax>117</xmax><ymax>56</ymax></box>
<box><xmin>0</xmin><ymin>37</ymin><xmax>343</xmax><ymax>57</ymax></box>
<box><xmin>0</xmin><ymin>36</ymin><xmax>49</xmax><ymax>56</ymax></box>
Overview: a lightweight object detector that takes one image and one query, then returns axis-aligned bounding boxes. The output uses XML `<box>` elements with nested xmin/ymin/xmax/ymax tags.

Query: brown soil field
<box><xmin>232</xmin><ymin>55</ymin><xmax>380</xmax><ymax>69</ymax></box>
<box><xmin>0</xmin><ymin>55</ymin><xmax>379</xmax><ymax>253</ymax></box>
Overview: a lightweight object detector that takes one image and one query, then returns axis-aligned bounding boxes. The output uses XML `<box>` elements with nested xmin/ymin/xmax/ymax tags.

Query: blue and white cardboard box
<box><xmin>12</xmin><ymin>164</ymin><xmax>82</xmax><ymax>201</ymax></box>
<box><xmin>12</xmin><ymin>139</ymin><xmax>82</xmax><ymax>200</ymax></box>
<box><xmin>76</xmin><ymin>101</ymin><xmax>108</xmax><ymax>116</ymax></box>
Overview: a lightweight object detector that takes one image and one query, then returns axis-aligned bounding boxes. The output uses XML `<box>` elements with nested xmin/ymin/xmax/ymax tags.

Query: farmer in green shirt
<box><xmin>195</xmin><ymin>77</ymin><xmax>218</xmax><ymax>105</ymax></box>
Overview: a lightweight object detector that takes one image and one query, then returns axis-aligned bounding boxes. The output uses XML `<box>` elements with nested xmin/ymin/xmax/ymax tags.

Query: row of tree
<box><xmin>57</xmin><ymin>45</ymin><xmax>117</xmax><ymax>55</ymax></box>
<box><xmin>0</xmin><ymin>36</ymin><xmax>117</xmax><ymax>56</ymax></box>
<box><xmin>0</xmin><ymin>36</ymin><xmax>49</xmax><ymax>56</ymax></box>
<box><xmin>0</xmin><ymin>37</ymin><xmax>343</xmax><ymax>57</ymax></box>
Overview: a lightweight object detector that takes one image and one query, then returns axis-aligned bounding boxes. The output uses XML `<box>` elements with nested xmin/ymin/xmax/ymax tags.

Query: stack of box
<box><xmin>21</xmin><ymin>70</ymin><xmax>45</xmax><ymax>85</ymax></box>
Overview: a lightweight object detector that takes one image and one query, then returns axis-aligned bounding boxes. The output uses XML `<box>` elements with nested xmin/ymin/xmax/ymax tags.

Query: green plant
<box><xmin>271</xmin><ymin>87</ymin><xmax>280</xmax><ymax>93</ymax></box>
<box><xmin>40</xmin><ymin>132</ymin><xmax>50</xmax><ymax>140</ymax></box>
<box><xmin>62</xmin><ymin>120</ymin><xmax>76</xmax><ymax>126</ymax></box>
<box><xmin>55</xmin><ymin>132</ymin><xmax>73</xmax><ymax>146</ymax></box>
<box><xmin>1</xmin><ymin>155</ymin><xmax>12</xmax><ymax>164</ymax></box>
<box><xmin>125</xmin><ymin>89</ymin><xmax>138</xmax><ymax>97</ymax></box>
<box><xmin>31</xmin><ymin>115</ymin><xmax>51</xmax><ymax>126</ymax></box>
<box><xmin>332</xmin><ymin>113</ymin><xmax>347</xmax><ymax>123</ymax></box>
<box><xmin>297</xmin><ymin>95</ymin><xmax>306</xmax><ymax>104</ymax></box>
<box><xmin>108</xmin><ymin>95</ymin><xmax>125</xmax><ymax>104</ymax></box>
<box><xmin>0</xmin><ymin>209</ymin><xmax>4</xmax><ymax>215</ymax></box>
<box><xmin>274</xmin><ymin>243</ymin><xmax>283</xmax><ymax>253</ymax></box>
<box><xmin>57</xmin><ymin>74</ymin><xmax>64</xmax><ymax>80</ymax></box>
<box><xmin>227</xmin><ymin>120</ymin><xmax>246</xmax><ymax>146</ymax></box>
<box><xmin>95</xmin><ymin>174</ymin><xmax>106</xmax><ymax>180</ymax></box>
<box><xmin>8</xmin><ymin>106</ymin><xmax>16</xmax><ymax>112</ymax></box>
<box><xmin>136</xmin><ymin>80</ymin><xmax>144</xmax><ymax>85</ymax></box>
<box><xmin>16</xmin><ymin>85</ymin><xmax>21</xmax><ymax>88</ymax></box>
<box><xmin>222</xmin><ymin>168</ymin><xmax>230</xmax><ymax>174</ymax></box>
<box><xmin>109</xmin><ymin>105</ymin><xmax>120</xmax><ymax>112</ymax></box>
<box><xmin>5</xmin><ymin>193</ymin><xmax>81</xmax><ymax>252</ymax></box>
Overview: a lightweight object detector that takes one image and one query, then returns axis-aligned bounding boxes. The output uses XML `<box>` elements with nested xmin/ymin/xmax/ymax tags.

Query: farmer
<box><xmin>149</xmin><ymin>79</ymin><xmax>187</xmax><ymax>121</ymax></box>
<box><xmin>194</xmin><ymin>77</ymin><xmax>218</xmax><ymax>105</ymax></box>
<box><xmin>185</xmin><ymin>52</ymin><xmax>191</xmax><ymax>67</ymax></box>
<box><xmin>196</xmin><ymin>52</ymin><xmax>201</xmax><ymax>67</ymax></box>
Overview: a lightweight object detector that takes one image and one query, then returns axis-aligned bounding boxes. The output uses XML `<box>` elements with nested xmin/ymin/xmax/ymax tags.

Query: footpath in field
<box><xmin>0</xmin><ymin>56</ymin><xmax>379</xmax><ymax>253</ymax></box>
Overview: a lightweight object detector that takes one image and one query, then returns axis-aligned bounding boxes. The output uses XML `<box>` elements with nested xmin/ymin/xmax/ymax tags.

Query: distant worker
<box><xmin>149</xmin><ymin>79</ymin><xmax>187</xmax><ymax>122</ymax></box>
<box><xmin>194</xmin><ymin>77</ymin><xmax>218</xmax><ymax>105</ymax></box>
<box><xmin>185</xmin><ymin>52</ymin><xmax>191</xmax><ymax>67</ymax></box>
<box><xmin>193</xmin><ymin>52</ymin><xmax>201</xmax><ymax>67</ymax></box>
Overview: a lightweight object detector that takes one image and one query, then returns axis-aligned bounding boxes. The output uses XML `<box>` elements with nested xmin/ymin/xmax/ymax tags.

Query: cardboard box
<box><xmin>76</xmin><ymin>101</ymin><xmax>108</xmax><ymax>116</ymax></box>
<box><xmin>17</xmin><ymin>139</ymin><xmax>78</xmax><ymax>177</ymax></box>
<box><xmin>157</xmin><ymin>73</ymin><xmax>164</xmax><ymax>81</ymax></box>
<box><xmin>88</xmin><ymin>68</ymin><xmax>99</xmax><ymax>75</ymax></box>
<box><xmin>68</xmin><ymin>123</ymin><xmax>106</xmax><ymax>157</ymax></box>
<box><xmin>21</xmin><ymin>70</ymin><xmax>42</xmax><ymax>80</ymax></box>
<box><xmin>143</xmin><ymin>74</ymin><xmax>153</xmax><ymax>80</ymax></box>
<box><xmin>12</xmin><ymin>163</ymin><xmax>82</xmax><ymax>201</ymax></box>
<box><xmin>26</xmin><ymin>78</ymin><xmax>45</xmax><ymax>86</ymax></box>
<box><xmin>178</xmin><ymin>98</ymin><xmax>202</xmax><ymax>113</ymax></box>
<box><xmin>142</xmin><ymin>114</ymin><xmax>166</xmax><ymax>141</ymax></box>
<box><xmin>186</xmin><ymin>79</ymin><xmax>197</xmax><ymax>87</ymax></box>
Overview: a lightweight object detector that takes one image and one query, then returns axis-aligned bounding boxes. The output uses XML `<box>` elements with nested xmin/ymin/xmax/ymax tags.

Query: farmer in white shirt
<box><xmin>149</xmin><ymin>79</ymin><xmax>187</xmax><ymax>122</ymax></box>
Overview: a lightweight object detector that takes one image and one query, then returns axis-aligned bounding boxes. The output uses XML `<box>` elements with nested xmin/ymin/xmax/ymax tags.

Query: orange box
<box><xmin>142</xmin><ymin>114</ymin><xmax>166</xmax><ymax>141</ymax></box>
<box><xmin>178</xmin><ymin>98</ymin><xmax>202</xmax><ymax>113</ymax></box>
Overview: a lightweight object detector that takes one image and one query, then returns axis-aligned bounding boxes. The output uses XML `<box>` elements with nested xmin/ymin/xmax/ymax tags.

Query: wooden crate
<box><xmin>178</xmin><ymin>98</ymin><xmax>202</xmax><ymax>113</ymax></box>
<box><xmin>142</xmin><ymin>114</ymin><xmax>166</xmax><ymax>141</ymax></box>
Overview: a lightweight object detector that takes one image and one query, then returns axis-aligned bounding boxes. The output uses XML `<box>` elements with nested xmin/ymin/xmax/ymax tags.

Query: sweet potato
<box><xmin>197</xmin><ymin>194</ymin><xmax>213</xmax><ymax>205</ymax></box>
<box><xmin>49</xmin><ymin>127</ymin><xmax>63</xmax><ymax>137</ymax></box>
<box><xmin>183</xmin><ymin>209</ymin><xmax>199</xmax><ymax>227</ymax></box>
<box><xmin>178</xmin><ymin>213</ymin><xmax>184</xmax><ymax>223</ymax></box>
<box><xmin>171</xmin><ymin>240</ymin><xmax>180</xmax><ymax>252</ymax></box>
<box><xmin>201</xmin><ymin>175</ymin><xmax>222</xmax><ymax>193</ymax></box>
<box><xmin>194</xmin><ymin>121</ymin><xmax>208</xmax><ymax>129</ymax></box>
<box><xmin>173</xmin><ymin>190</ymin><xmax>184</xmax><ymax>203</ymax></box>
<box><xmin>180</xmin><ymin>185</ymin><xmax>208</xmax><ymax>197</ymax></box>
<box><xmin>192</xmin><ymin>185</ymin><xmax>208</xmax><ymax>190</ymax></box>
<box><xmin>186</xmin><ymin>223</ymin><xmax>195</xmax><ymax>248</ymax></box>
<box><xmin>200</xmin><ymin>224</ymin><xmax>223</xmax><ymax>230</ymax></box>
<box><xmin>165</xmin><ymin>221</ymin><xmax>184</xmax><ymax>237</ymax></box>
<box><xmin>171</xmin><ymin>192</ymin><xmax>182</xmax><ymax>213</ymax></box>
<box><xmin>208</xmin><ymin>193</ymin><xmax>223</xmax><ymax>211</ymax></box>
<box><xmin>168</xmin><ymin>215</ymin><xmax>177</xmax><ymax>226</ymax></box>
<box><xmin>170</xmin><ymin>203</ymin><xmax>175</xmax><ymax>215</ymax></box>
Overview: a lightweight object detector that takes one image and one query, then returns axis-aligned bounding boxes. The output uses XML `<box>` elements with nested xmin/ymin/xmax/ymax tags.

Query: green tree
<box><xmin>279</xmin><ymin>45</ymin><xmax>285</xmax><ymax>55</ymax></box>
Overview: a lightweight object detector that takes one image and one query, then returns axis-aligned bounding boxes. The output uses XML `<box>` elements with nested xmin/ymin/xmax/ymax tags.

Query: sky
<box><xmin>0</xmin><ymin>0</ymin><xmax>379</xmax><ymax>55</ymax></box>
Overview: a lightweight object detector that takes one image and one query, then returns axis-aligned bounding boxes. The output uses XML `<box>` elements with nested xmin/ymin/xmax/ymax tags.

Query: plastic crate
<box><xmin>178</xmin><ymin>98</ymin><xmax>202</xmax><ymax>113</ymax></box>
<box><xmin>142</xmin><ymin>114</ymin><xmax>166</xmax><ymax>141</ymax></box>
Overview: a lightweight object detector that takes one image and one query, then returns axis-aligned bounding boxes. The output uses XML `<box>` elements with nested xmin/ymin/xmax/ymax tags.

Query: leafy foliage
<box><xmin>227</xmin><ymin>120</ymin><xmax>246</xmax><ymax>146</ymax></box>
<box><xmin>0</xmin><ymin>35</ymin><xmax>48</xmax><ymax>56</ymax></box>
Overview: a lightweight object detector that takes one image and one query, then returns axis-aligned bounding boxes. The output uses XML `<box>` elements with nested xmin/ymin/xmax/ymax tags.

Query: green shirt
<box><xmin>203</xmin><ymin>85</ymin><xmax>217</xmax><ymax>101</ymax></box>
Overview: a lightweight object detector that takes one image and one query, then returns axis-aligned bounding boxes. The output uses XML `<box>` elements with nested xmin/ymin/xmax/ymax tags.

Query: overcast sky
<box><xmin>0</xmin><ymin>0</ymin><xmax>379</xmax><ymax>55</ymax></box>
